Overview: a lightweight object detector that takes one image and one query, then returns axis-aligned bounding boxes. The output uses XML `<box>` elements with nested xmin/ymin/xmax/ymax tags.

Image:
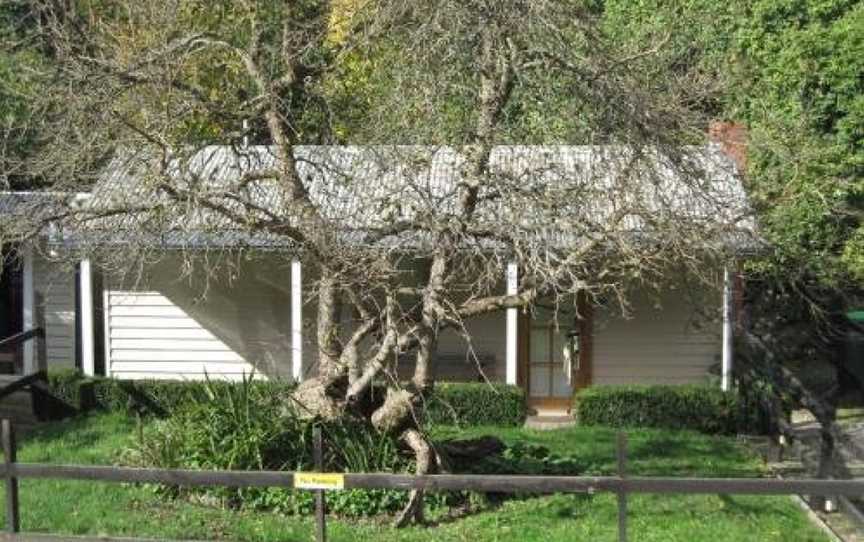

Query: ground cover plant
<box><xmin>117</xmin><ymin>375</ymin><xmax>528</xmax><ymax>517</ymax></box>
<box><xmin>0</xmin><ymin>412</ymin><xmax>831</xmax><ymax>541</ymax></box>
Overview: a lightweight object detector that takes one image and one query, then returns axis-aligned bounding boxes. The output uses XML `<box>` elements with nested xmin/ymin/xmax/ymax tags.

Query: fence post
<box><xmin>2</xmin><ymin>418</ymin><xmax>20</xmax><ymax>533</ymax></box>
<box><xmin>617</xmin><ymin>432</ymin><xmax>627</xmax><ymax>542</ymax></box>
<box><xmin>313</xmin><ymin>425</ymin><xmax>327</xmax><ymax>542</ymax></box>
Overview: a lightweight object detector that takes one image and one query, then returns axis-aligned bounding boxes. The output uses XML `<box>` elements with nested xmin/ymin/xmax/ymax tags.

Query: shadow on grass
<box><xmin>17</xmin><ymin>412</ymin><xmax>136</xmax><ymax>463</ymax></box>
<box><xmin>436</xmin><ymin>424</ymin><xmax>765</xmax><ymax>478</ymax></box>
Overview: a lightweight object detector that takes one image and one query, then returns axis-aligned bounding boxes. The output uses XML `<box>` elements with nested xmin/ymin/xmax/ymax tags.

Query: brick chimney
<box><xmin>709</xmin><ymin>120</ymin><xmax>747</xmax><ymax>174</ymax></box>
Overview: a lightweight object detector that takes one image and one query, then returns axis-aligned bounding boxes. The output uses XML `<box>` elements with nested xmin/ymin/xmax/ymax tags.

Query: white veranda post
<box><xmin>291</xmin><ymin>259</ymin><xmax>303</xmax><ymax>382</ymax></box>
<box><xmin>721</xmin><ymin>265</ymin><xmax>734</xmax><ymax>392</ymax></box>
<box><xmin>506</xmin><ymin>262</ymin><xmax>518</xmax><ymax>385</ymax></box>
<box><xmin>21</xmin><ymin>246</ymin><xmax>35</xmax><ymax>374</ymax></box>
<box><xmin>79</xmin><ymin>258</ymin><xmax>95</xmax><ymax>376</ymax></box>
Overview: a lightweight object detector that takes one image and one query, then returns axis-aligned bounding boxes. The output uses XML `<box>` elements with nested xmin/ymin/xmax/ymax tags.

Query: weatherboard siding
<box><xmin>32</xmin><ymin>253</ymin><xmax>76</xmax><ymax>368</ymax></box>
<box><xmin>101</xmin><ymin>254</ymin><xmax>721</xmax><ymax>386</ymax></box>
<box><xmin>105</xmin><ymin>255</ymin><xmax>296</xmax><ymax>381</ymax></box>
<box><xmin>592</xmin><ymin>287</ymin><xmax>721</xmax><ymax>386</ymax></box>
<box><xmin>107</xmin><ymin>291</ymin><xmax>258</xmax><ymax>380</ymax></box>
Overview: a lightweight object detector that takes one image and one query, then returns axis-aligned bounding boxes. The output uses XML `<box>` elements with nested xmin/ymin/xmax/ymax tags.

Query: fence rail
<box><xmin>1</xmin><ymin>419</ymin><xmax>858</xmax><ymax>542</ymax></box>
<box><xmin>0</xmin><ymin>329</ymin><xmax>44</xmax><ymax>377</ymax></box>
<box><xmin>0</xmin><ymin>372</ymin><xmax>47</xmax><ymax>404</ymax></box>
<box><xmin>0</xmin><ymin>330</ymin><xmax>44</xmax><ymax>352</ymax></box>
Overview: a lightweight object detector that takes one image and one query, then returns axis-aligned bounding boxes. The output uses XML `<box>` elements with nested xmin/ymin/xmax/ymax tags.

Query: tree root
<box><xmin>395</xmin><ymin>428</ymin><xmax>434</xmax><ymax>528</ymax></box>
<box><xmin>288</xmin><ymin>375</ymin><xmax>348</xmax><ymax>420</ymax></box>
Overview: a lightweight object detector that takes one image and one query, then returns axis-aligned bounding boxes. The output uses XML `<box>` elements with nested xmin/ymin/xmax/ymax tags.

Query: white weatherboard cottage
<box><xmin>0</xmin><ymin>144</ymin><xmax>751</xmax><ymax>414</ymax></box>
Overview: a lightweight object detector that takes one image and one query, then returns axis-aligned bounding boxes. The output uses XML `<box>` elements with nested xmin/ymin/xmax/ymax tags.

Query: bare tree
<box><xmin>1</xmin><ymin>0</ymin><xmax>750</xmax><ymax>525</ymax></box>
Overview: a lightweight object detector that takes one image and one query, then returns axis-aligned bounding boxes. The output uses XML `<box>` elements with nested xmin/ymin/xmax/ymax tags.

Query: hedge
<box><xmin>46</xmin><ymin>370</ymin><xmax>527</xmax><ymax>427</ymax></box>
<box><xmin>573</xmin><ymin>384</ymin><xmax>767</xmax><ymax>435</ymax></box>
<box><xmin>45</xmin><ymin>369</ymin><xmax>292</xmax><ymax>418</ymax></box>
<box><xmin>424</xmin><ymin>382</ymin><xmax>526</xmax><ymax>426</ymax></box>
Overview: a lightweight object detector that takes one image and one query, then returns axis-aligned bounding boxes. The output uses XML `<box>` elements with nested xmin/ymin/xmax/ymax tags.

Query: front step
<box><xmin>524</xmin><ymin>415</ymin><xmax>577</xmax><ymax>430</ymax></box>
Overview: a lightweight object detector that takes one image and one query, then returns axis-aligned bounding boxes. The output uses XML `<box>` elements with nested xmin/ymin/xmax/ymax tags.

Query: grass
<box><xmin>0</xmin><ymin>412</ymin><xmax>831</xmax><ymax>542</ymax></box>
<box><xmin>431</xmin><ymin>424</ymin><xmax>766</xmax><ymax>476</ymax></box>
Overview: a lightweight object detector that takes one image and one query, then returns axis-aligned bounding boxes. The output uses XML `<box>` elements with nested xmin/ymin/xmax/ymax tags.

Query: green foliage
<box><xmin>0</xmin><ymin>2</ymin><xmax>52</xmax><ymax>189</ymax></box>
<box><xmin>726</xmin><ymin>1</ymin><xmax>864</xmax><ymax>281</ymax></box>
<box><xmin>424</xmin><ymin>383</ymin><xmax>526</xmax><ymax>427</ymax></box>
<box><xmin>324</xmin><ymin>419</ymin><xmax>405</xmax><ymax>473</ymax></box>
<box><xmin>332</xmin><ymin>1</ymin><xmax>717</xmax><ymax>146</ymax></box>
<box><xmin>598</xmin><ymin>0</ymin><xmax>864</xmax><ymax>286</ymax></box>
<box><xmin>127</xmin><ymin>375</ymin><xmax>306</xmax><ymax>472</ymax></box>
<box><xmin>46</xmin><ymin>369</ymin><xmax>292</xmax><ymax>417</ymax></box>
<box><xmin>47</xmin><ymin>371</ymin><xmax>526</xmax><ymax>428</ymax></box>
<box><xmin>573</xmin><ymin>385</ymin><xmax>766</xmax><ymax>435</ymax></box>
<box><xmin>124</xmin><ymin>374</ymin><xmax>414</xmax><ymax>517</ymax></box>
<box><xmin>45</xmin><ymin>373</ymin><xmax>527</xmax><ymax>515</ymax></box>
<box><xmin>45</xmin><ymin>369</ymin><xmax>90</xmax><ymax>412</ymax></box>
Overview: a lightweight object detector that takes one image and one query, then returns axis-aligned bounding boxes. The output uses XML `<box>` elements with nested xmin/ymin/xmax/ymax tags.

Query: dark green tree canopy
<box><xmin>728</xmin><ymin>0</ymin><xmax>864</xmax><ymax>282</ymax></box>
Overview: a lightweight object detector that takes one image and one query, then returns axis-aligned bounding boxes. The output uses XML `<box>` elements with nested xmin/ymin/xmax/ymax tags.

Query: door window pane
<box><xmin>552</xmin><ymin>366</ymin><xmax>573</xmax><ymax>397</ymax></box>
<box><xmin>530</xmin><ymin>366</ymin><xmax>551</xmax><ymax>397</ymax></box>
<box><xmin>552</xmin><ymin>326</ymin><xmax>564</xmax><ymax>364</ymax></box>
<box><xmin>529</xmin><ymin>326</ymin><xmax>550</xmax><ymax>364</ymax></box>
<box><xmin>534</xmin><ymin>306</ymin><xmax>554</xmax><ymax>324</ymax></box>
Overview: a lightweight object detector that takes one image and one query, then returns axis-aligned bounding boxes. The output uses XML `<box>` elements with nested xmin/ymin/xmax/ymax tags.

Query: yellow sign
<box><xmin>294</xmin><ymin>473</ymin><xmax>345</xmax><ymax>490</ymax></box>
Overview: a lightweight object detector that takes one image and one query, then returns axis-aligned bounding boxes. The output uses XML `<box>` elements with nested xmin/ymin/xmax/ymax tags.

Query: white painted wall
<box><xmin>592</xmin><ymin>285</ymin><xmax>721</xmax><ymax>386</ymax></box>
<box><xmin>98</xmin><ymin>253</ymin><xmax>720</xmax><ymax>387</ymax></box>
<box><xmin>417</xmin><ymin>278</ymin><xmax>721</xmax><ymax>388</ymax></box>
<box><xmin>431</xmin><ymin>311</ymin><xmax>508</xmax><ymax>382</ymax></box>
<box><xmin>105</xmin><ymin>255</ymin><xmax>295</xmax><ymax>381</ymax></box>
<box><xmin>32</xmin><ymin>252</ymin><xmax>76</xmax><ymax>369</ymax></box>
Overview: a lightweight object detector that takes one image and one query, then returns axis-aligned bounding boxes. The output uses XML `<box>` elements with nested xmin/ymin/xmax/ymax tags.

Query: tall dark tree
<box><xmin>0</xmin><ymin>1</ymin><xmax>54</xmax><ymax>189</ymax></box>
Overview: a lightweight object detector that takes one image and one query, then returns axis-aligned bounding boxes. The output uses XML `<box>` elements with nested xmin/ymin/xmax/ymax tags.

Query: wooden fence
<box><xmin>1</xmin><ymin>419</ymin><xmax>861</xmax><ymax>542</ymax></box>
<box><xmin>0</xmin><ymin>329</ymin><xmax>44</xmax><ymax>376</ymax></box>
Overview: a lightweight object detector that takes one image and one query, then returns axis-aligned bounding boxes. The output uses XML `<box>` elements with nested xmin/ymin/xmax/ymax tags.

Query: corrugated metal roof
<box><xmin>0</xmin><ymin>191</ymin><xmax>71</xmax><ymax>214</ymax></box>
<box><xmin>21</xmin><ymin>145</ymin><xmax>757</xmax><ymax>250</ymax></box>
<box><xmin>0</xmin><ymin>192</ymin><xmax>91</xmax><ymax>246</ymax></box>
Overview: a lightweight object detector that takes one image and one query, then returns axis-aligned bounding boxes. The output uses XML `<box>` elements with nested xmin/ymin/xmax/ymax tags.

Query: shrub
<box><xmin>424</xmin><ymin>382</ymin><xmax>526</xmax><ymax>427</ymax></box>
<box><xmin>32</xmin><ymin>369</ymin><xmax>86</xmax><ymax>420</ymax></box>
<box><xmin>124</xmin><ymin>374</ymin><xmax>416</xmax><ymax>517</ymax></box>
<box><xmin>47</xmin><ymin>370</ymin><xmax>526</xmax><ymax>427</ymax></box>
<box><xmin>127</xmin><ymin>376</ymin><xmax>307</xmax><ymax>471</ymax></box>
<box><xmin>46</xmin><ymin>369</ymin><xmax>293</xmax><ymax>417</ymax></box>
<box><xmin>47</xmin><ymin>373</ymin><xmax>526</xmax><ymax>516</ymax></box>
<box><xmin>44</xmin><ymin>369</ymin><xmax>90</xmax><ymax>410</ymax></box>
<box><xmin>573</xmin><ymin>385</ymin><xmax>765</xmax><ymax>435</ymax></box>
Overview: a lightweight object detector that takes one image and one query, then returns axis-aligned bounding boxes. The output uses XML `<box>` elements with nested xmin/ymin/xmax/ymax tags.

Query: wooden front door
<box><xmin>521</xmin><ymin>299</ymin><xmax>592</xmax><ymax>413</ymax></box>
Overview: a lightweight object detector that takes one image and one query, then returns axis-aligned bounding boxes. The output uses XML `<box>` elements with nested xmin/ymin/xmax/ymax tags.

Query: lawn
<box><xmin>0</xmin><ymin>412</ymin><xmax>830</xmax><ymax>542</ymax></box>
